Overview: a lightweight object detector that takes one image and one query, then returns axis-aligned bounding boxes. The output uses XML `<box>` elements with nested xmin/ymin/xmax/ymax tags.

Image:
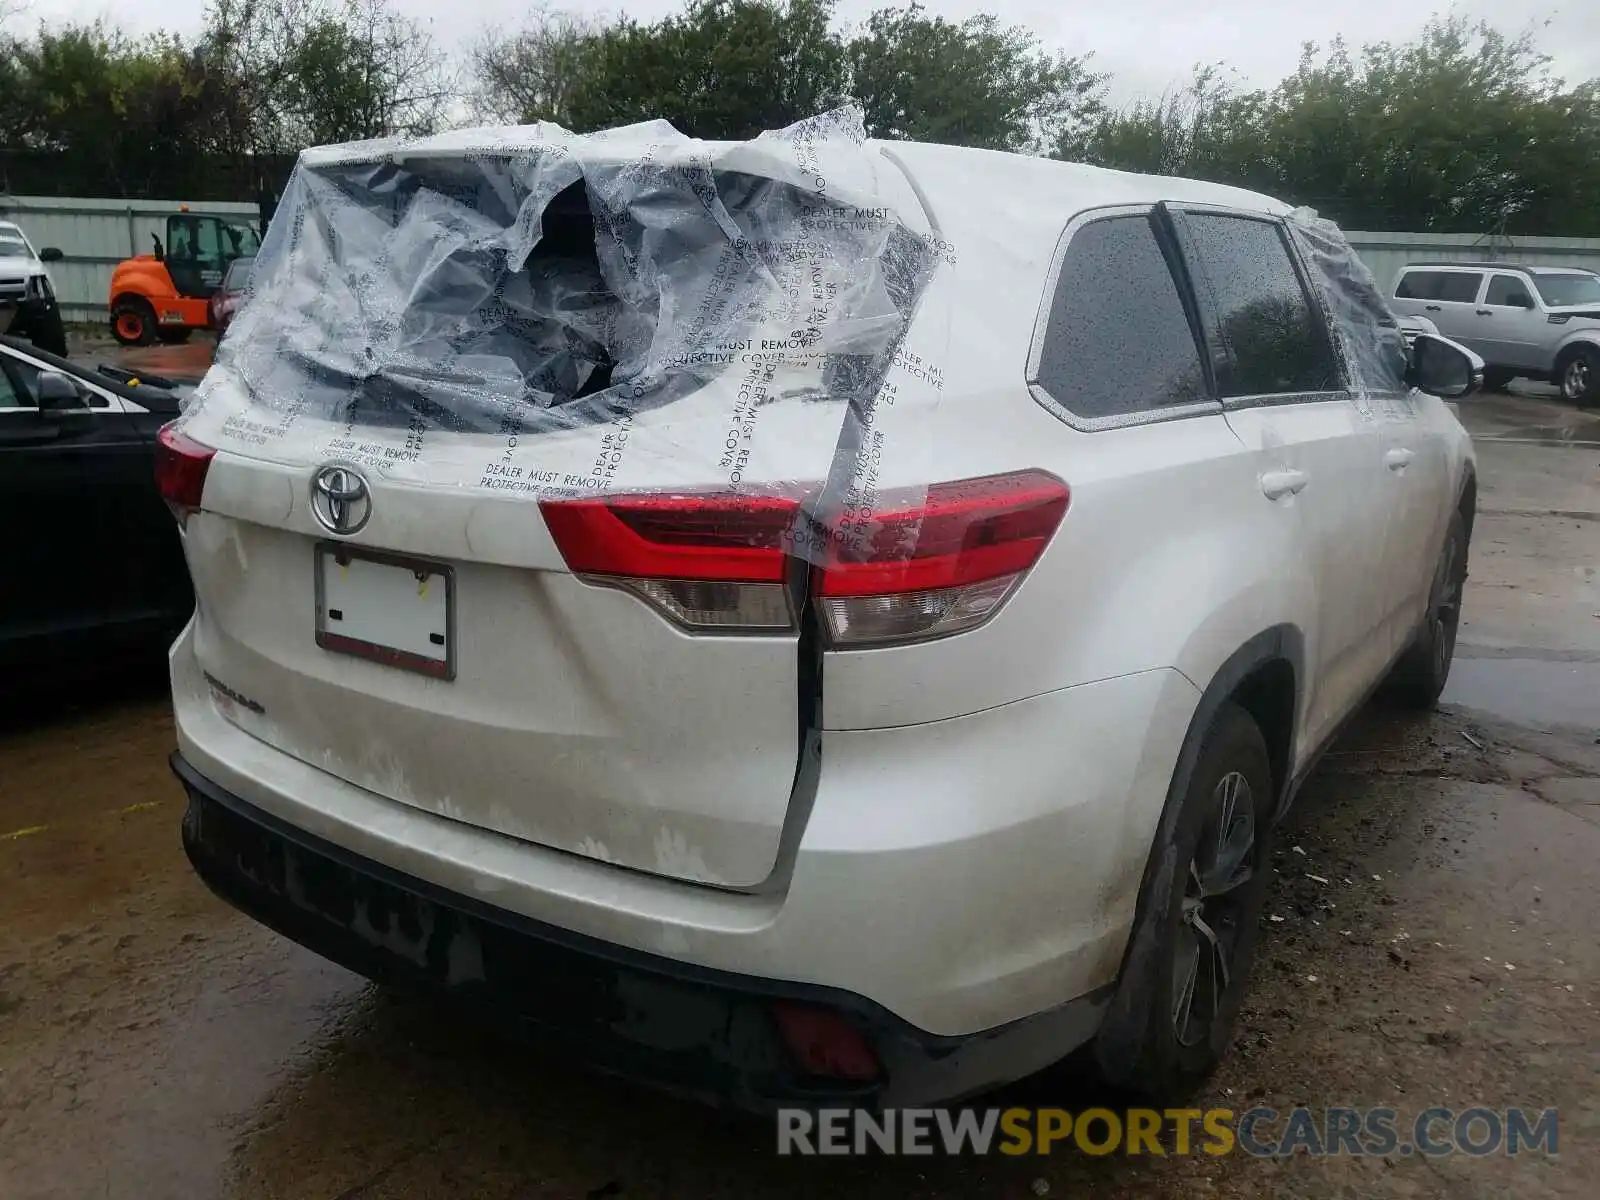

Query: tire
<box><xmin>1480</xmin><ymin>367</ymin><xmax>1515</xmax><ymax>392</ymax></box>
<box><xmin>1387</xmin><ymin>510</ymin><xmax>1468</xmax><ymax>709</ymax></box>
<box><xmin>1557</xmin><ymin>345</ymin><xmax>1600</xmax><ymax>409</ymax></box>
<box><xmin>156</xmin><ymin>327</ymin><xmax>193</xmax><ymax>345</ymax></box>
<box><xmin>111</xmin><ymin>298</ymin><xmax>157</xmax><ymax>347</ymax></box>
<box><xmin>14</xmin><ymin>303</ymin><xmax>67</xmax><ymax>357</ymax></box>
<box><xmin>1092</xmin><ymin>703</ymin><xmax>1275</xmax><ymax>1100</ymax></box>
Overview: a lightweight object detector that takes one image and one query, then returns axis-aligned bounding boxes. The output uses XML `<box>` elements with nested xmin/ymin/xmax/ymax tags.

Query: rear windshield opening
<box><xmin>523</xmin><ymin>179</ymin><xmax>619</xmax><ymax>402</ymax></box>
<box><xmin>220</xmin><ymin>149</ymin><xmax>931</xmax><ymax>437</ymax></box>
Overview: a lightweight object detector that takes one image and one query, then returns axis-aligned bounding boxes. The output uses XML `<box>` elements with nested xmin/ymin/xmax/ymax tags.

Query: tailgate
<box><xmin>183</xmin><ymin>467</ymin><xmax>810</xmax><ymax>888</ymax></box>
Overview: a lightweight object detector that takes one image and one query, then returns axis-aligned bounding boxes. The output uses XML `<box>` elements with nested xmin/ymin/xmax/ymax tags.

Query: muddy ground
<box><xmin>2</xmin><ymin>381</ymin><xmax>1597</xmax><ymax>1198</ymax></box>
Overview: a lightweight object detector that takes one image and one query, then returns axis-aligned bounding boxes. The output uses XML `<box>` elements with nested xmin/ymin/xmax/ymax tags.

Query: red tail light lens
<box><xmin>155</xmin><ymin>424</ymin><xmax>215</xmax><ymax>523</ymax></box>
<box><xmin>539</xmin><ymin>492</ymin><xmax>802</xmax><ymax>581</ymax></box>
<box><xmin>539</xmin><ymin>471</ymin><xmax>1068</xmax><ymax>644</ymax></box>
<box><xmin>815</xmin><ymin>469</ymin><xmax>1069</xmax><ymax>646</ymax></box>
<box><xmin>539</xmin><ymin>491</ymin><xmax>805</xmax><ymax>632</ymax></box>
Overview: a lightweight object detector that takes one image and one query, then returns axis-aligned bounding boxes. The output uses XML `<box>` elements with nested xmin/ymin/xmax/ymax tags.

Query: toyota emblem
<box><xmin>310</xmin><ymin>463</ymin><xmax>372</xmax><ymax>535</ymax></box>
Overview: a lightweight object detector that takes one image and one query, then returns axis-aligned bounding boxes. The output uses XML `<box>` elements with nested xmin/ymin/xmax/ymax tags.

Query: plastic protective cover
<box><xmin>176</xmin><ymin>107</ymin><xmax>942</xmax><ymax>563</ymax></box>
<box><xmin>1285</xmin><ymin>206</ymin><xmax>1409</xmax><ymax>406</ymax></box>
<box><xmin>176</xmin><ymin>114</ymin><xmax>1408</xmax><ymax>562</ymax></box>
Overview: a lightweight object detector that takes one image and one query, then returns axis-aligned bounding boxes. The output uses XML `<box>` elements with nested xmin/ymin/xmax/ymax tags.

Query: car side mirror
<box><xmin>36</xmin><ymin>370</ymin><xmax>89</xmax><ymax>414</ymax></box>
<box><xmin>38</xmin><ymin>247</ymin><xmax>64</xmax><ymax>263</ymax></box>
<box><xmin>1406</xmin><ymin>333</ymin><xmax>1483</xmax><ymax>399</ymax></box>
<box><xmin>1510</xmin><ymin>293</ymin><xmax>1534</xmax><ymax>310</ymax></box>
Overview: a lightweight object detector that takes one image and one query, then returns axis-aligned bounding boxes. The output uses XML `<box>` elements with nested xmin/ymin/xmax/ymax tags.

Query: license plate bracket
<box><xmin>314</xmin><ymin>543</ymin><xmax>455</xmax><ymax>680</ymax></box>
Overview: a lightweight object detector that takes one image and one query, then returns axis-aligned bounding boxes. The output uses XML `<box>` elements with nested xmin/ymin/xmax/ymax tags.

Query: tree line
<box><xmin>0</xmin><ymin>0</ymin><xmax>451</xmax><ymax>201</ymax></box>
<box><xmin>2</xmin><ymin>0</ymin><xmax>1598</xmax><ymax>235</ymax></box>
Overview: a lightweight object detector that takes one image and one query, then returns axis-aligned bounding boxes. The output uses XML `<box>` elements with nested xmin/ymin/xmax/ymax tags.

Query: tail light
<box><xmin>538</xmin><ymin>491</ymin><xmax>804</xmax><ymax>632</ymax></box>
<box><xmin>540</xmin><ymin>469</ymin><xmax>1068</xmax><ymax>645</ymax></box>
<box><xmin>815</xmin><ymin>470</ymin><xmax>1069</xmax><ymax>646</ymax></box>
<box><xmin>155</xmin><ymin>424</ymin><xmax>215</xmax><ymax>525</ymax></box>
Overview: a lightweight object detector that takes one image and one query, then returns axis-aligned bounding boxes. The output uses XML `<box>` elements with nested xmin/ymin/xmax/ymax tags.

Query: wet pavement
<box><xmin>3</xmin><ymin>385</ymin><xmax>1598</xmax><ymax>1197</ymax></box>
<box><xmin>67</xmin><ymin>329</ymin><xmax>218</xmax><ymax>389</ymax></box>
<box><xmin>1444</xmin><ymin>658</ymin><xmax>1600</xmax><ymax>730</ymax></box>
<box><xmin>1477</xmin><ymin>416</ymin><xmax>1600</xmax><ymax>448</ymax></box>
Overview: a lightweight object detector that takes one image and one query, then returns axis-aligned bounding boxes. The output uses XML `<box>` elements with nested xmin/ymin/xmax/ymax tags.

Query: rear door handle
<box><xmin>1476</xmin><ymin>309</ymin><xmax>1492</xmax><ymax>316</ymax></box>
<box><xmin>1260</xmin><ymin>469</ymin><xmax>1309</xmax><ymax>500</ymax></box>
<box><xmin>1385</xmin><ymin>448</ymin><xmax>1415</xmax><ymax>471</ymax></box>
<box><xmin>1424</xmin><ymin>304</ymin><xmax>1441</xmax><ymax>312</ymax></box>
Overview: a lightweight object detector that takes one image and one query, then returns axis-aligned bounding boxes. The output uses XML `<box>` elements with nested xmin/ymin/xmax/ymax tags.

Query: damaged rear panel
<box><xmin>173</xmin><ymin>109</ymin><xmax>950</xmax><ymax>889</ymax></box>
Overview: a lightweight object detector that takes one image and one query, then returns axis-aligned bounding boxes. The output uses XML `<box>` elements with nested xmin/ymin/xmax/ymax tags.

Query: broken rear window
<box><xmin>214</xmin><ymin>122</ymin><xmax>935</xmax><ymax>437</ymax></box>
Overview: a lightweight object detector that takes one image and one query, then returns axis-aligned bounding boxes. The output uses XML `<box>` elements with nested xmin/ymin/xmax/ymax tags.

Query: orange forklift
<box><xmin>108</xmin><ymin>206</ymin><xmax>261</xmax><ymax>345</ymax></box>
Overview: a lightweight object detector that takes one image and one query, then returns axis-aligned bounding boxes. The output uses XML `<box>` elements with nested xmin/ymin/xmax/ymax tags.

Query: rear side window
<box><xmin>1033</xmin><ymin>215</ymin><xmax>1206</xmax><ymax>420</ymax></box>
<box><xmin>1398</xmin><ymin>270</ymin><xmax>1483</xmax><ymax>303</ymax></box>
<box><xmin>1394</xmin><ymin>270</ymin><xmax>1438</xmax><ymax>300</ymax></box>
<box><xmin>1179</xmin><ymin>213</ymin><xmax>1339</xmax><ymax>398</ymax></box>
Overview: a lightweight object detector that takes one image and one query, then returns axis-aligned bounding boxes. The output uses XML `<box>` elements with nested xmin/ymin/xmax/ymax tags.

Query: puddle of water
<box><xmin>1443</xmin><ymin>656</ymin><xmax>1600</xmax><ymax>729</ymax></box>
<box><xmin>1479</xmin><ymin>421</ymin><xmax>1600</xmax><ymax>447</ymax></box>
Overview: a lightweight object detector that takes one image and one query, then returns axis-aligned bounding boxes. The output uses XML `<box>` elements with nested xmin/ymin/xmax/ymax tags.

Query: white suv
<box><xmin>1389</xmin><ymin>261</ymin><xmax>1600</xmax><ymax>405</ymax></box>
<box><xmin>160</xmin><ymin>115</ymin><xmax>1481</xmax><ymax>1107</ymax></box>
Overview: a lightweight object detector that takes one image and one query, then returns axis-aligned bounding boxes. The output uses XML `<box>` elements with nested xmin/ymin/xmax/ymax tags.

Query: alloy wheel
<box><xmin>1172</xmin><ymin>770</ymin><xmax>1256</xmax><ymax>1047</ymax></box>
<box><xmin>1564</xmin><ymin>358</ymin><xmax>1592</xmax><ymax>401</ymax></box>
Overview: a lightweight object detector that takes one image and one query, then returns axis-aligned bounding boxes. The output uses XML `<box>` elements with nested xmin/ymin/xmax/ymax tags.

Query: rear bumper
<box><xmin>177</xmin><ymin>753</ymin><xmax>1103</xmax><ymax>1109</ymax></box>
<box><xmin>171</xmin><ymin>622</ymin><xmax>1200</xmax><ymax>1103</ymax></box>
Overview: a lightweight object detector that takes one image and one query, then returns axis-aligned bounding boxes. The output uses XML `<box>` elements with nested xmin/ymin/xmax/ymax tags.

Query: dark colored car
<box><xmin>0</xmin><ymin>335</ymin><xmax>192</xmax><ymax>682</ymax></box>
<box><xmin>208</xmin><ymin>255</ymin><xmax>254</xmax><ymax>342</ymax></box>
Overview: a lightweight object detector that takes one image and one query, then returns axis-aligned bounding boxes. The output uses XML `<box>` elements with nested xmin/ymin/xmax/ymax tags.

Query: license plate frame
<box><xmin>314</xmin><ymin>542</ymin><xmax>456</xmax><ymax>681</ymax></box>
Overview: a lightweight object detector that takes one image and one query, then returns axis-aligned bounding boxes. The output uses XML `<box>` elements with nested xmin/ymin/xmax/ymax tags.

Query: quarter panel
<box><xmin>823</xmin><ymin>406</ymin><xmax>1309</xmax><ymax>732</ymax></box>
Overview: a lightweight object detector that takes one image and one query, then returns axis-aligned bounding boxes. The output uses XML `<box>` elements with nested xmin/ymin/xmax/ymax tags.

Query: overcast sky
<box><xmin>15</xmin><ymin>0</ymin><xmax>1600</xmax><ymax>104</ymax></box>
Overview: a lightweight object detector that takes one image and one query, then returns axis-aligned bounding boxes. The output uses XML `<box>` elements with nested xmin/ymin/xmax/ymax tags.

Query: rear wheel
<box><xmin>1092</xmin><ymin>703</ymin><xmax>1274</xmax><ymax>1100</ymax></box>
<box><xmin>22</xmin><ymin>304</ymin><xmax>67</xmax><ymax>356</ymax></box>
<box><xmin>1558</xmin><ymin>346</ymin><xmax>1600</xmax><ymax>408</ymax></box>
<box><xmin>1388</xmin><ymin>510</ymin><xmax>1468</xmax><ymax>709</ymax></box>
<box><xmin>156</xmin><ymin>327</ymin><xmax>193</xmax><ymax>345</ymax></box>
<box><xmin>111</xmin><ymin>298</ymin><xmax>157</xmax><ymax>347</ymax></box>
